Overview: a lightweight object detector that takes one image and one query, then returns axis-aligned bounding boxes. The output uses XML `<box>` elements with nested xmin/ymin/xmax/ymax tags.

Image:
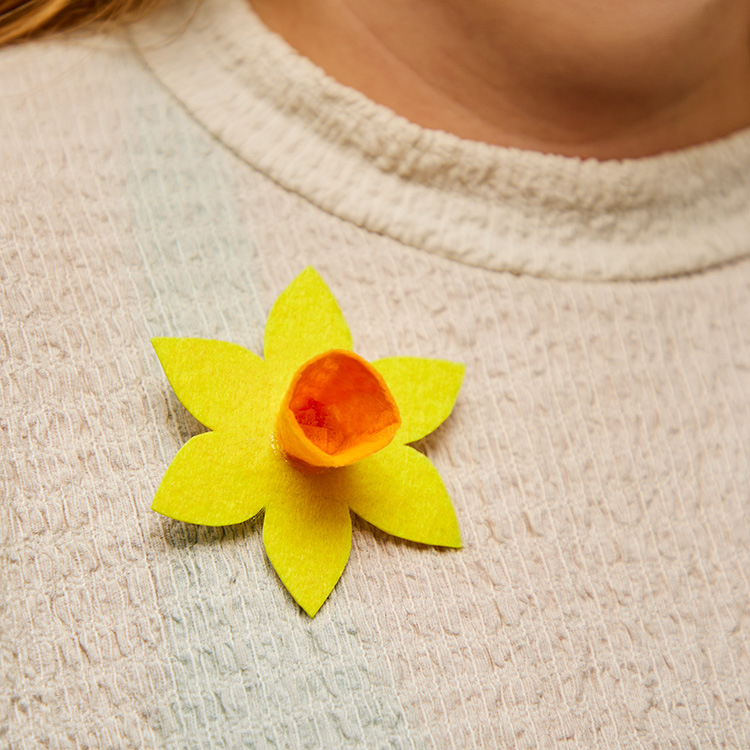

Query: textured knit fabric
<box><xmin>2</xmin><ymin>0</ymin><xmax>749</xmax><ymax>748</ymax></box>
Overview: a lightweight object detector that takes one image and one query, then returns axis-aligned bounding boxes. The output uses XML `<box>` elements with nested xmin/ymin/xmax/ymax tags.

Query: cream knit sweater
<box><xmin>2</xmin><ymin>0</ymin><xmax>749</xmax><ymax>747</ymax></box>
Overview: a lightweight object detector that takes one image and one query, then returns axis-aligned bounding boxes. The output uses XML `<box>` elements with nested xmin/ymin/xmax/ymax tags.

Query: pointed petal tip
<box><xmin>292</xmin><ymin>266</ymin><xmax>340</xmax><ymax>301</ymax></box>
<box><xmin>151</xmin><ymin>336</ymin><xmax>179</xmax><ymax>361</ymax></box>
<box><xmin>150</xmin><ymin>495</ymin><xmax>186</xmax><ymax>524</ymax></box>
<box><xmin>300</xmin><ymin>597</ymin><xmax>325</xmax><ymax>618</ymax></box>
<box><xmin>298</xmin><ymin>265</ymin><xmax>320</xmax><ymax>278</ymax></box>
<box><xmin>271</xmin><ymin>565</ymin><xmax>342</xmax><ymax>619</ymax></box>
<box><xmin>414</xmin><ymin>525</ymin><xmax>462</xmax><ymax>549</ymax></box>
<box><xmin>289</xmin><ymin>266</ymin><xmax>325</xmax><ymax>290</ymax></box>
<box><xmin>443</xmin><ymin>533</ymin><xmax>463</xmax><ymax>550</ymax></box>
<box><xmin>436</xmin><ymin>509</ymin><xmax>462</xmax><ymax>549</ymax></box>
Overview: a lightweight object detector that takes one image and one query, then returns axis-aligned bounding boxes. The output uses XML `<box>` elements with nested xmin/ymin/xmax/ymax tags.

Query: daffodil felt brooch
<box><xmin>151</xmin><ymin>268</ymin><xmax>464</xmax><ymax>616</ymax></box>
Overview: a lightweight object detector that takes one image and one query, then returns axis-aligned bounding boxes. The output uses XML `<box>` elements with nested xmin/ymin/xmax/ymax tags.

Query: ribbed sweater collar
<box><xmin>133</xmin><ymin>0</ymin><xmax>750</xmax><ymax>280</ymax></box>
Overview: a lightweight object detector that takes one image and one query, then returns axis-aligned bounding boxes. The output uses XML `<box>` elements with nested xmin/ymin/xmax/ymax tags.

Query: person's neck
<box><xmin>249</xmin><ymin>0</ymin><xmax>750</xmax><ymax>159</ymax></box>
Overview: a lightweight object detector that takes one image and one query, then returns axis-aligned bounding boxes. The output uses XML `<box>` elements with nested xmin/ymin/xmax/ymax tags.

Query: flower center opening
<box><xmin>277</xmin><ymin>350</ymin><xmax>401</xmax><ymax>468</ymax></box>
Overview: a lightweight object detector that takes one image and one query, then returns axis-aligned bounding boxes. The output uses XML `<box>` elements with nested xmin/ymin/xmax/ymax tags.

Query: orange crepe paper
<box><xmin>277</xmin><ymin>350</ymin><xmax>401</xmax><ymax>468</ymax></box>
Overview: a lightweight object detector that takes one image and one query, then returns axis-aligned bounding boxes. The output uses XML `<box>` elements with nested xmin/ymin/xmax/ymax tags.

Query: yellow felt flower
<box><xmin>151</xmin><ymin>268</ymin><xmax>464</xmax><ymax>616</ymax></box>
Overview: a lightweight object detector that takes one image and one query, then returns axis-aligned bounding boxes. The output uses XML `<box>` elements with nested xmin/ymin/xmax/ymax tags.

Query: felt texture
<box><xmin>374</xmin><ymin>357</ymin><xmax>465</xmax><ymax>444</ymax></box>
<box><xmin>263</xmin><ymin>267</ymin><xmax>353</xmax><ymax>398</ymax></box>
<box><xmin>278</xmin><ymin>349</ymin><xmax>401</xmax><ymax>467</ymax></box>
<box><xmin>263</xmin><ymin>477</ymin><xmax>353</xmax><ymax>617</ymax></box>
<box><xmin>151</xmin><ymin>268</ymin><xmax>463</xmax><ymax>615</ymax></box>
<box><xmin>151</xmin><ymin>337</ymin><xmax>270</xmax><ymax>431</ymax></box>
<box><xmin>152</xmin><ymin>432</ymin><xmax>269</xmax><ymax>526</ymax></box>
<box><xmin>340</xmin><ymin>444</ymin><xmax>462</xmax><ymax>548</ymax></box>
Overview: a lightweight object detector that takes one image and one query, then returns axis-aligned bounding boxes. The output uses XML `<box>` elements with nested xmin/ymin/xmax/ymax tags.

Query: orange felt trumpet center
<box><xmin>277</xmin><ymin>350</ymin><xmax>401</xmax><ymax>469</ymax></box>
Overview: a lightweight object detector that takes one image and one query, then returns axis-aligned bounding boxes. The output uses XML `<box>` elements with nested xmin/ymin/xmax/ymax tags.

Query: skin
<box><xmin>250</xmin><ymin>0</ymin><xmax>750</xmax><ymax>158</ymax></box>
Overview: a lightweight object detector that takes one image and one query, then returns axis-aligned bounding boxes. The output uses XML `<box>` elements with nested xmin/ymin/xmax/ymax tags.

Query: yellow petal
<box><xmin>152</xmin><ymin>337</ymin><xmax>271</xmax><ymax>432</ymax></box>
<box><xmin>263</xmin><ymin>481</ymin><xmax>352</xmax><ymax>617</ymax></box>
<box><xmin>263</xmin><ymin>268</ymin><xmax>353</xmax><ymax>390</ymax></box>
<box><xmin>336</xmin><ymin>443</ymin><xmax>462</xmax><ymax>548</ymax></box>
<box><xmin>373</xmin><ymin>357</ymin><xmax>465</xmax><ymax>444</ymax></box>
<box><xmin>152</xmin><ymin>431</ymin><xmax>273</xmax><ymax>526</ymax></box>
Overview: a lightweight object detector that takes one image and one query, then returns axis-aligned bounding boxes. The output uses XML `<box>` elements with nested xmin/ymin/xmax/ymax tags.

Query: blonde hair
<box><xmin>0</xmin><ymin>0</ymin><xmax>160</xmax><ymax>45</ymax></box>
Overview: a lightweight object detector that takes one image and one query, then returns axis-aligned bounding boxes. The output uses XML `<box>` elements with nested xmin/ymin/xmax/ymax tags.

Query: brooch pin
<box><xmin>152</xmin><ymin>268</ymin><xmax>464</xmax><ymax>616</ymax></box>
